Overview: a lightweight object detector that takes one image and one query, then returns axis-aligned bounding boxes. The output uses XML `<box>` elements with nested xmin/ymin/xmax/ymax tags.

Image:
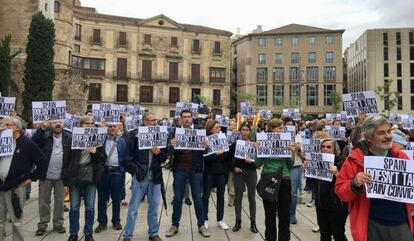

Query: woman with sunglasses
<box><xmin>256</xmin><ymin>118</ymin><xmax>297</xmax><ymax>241</ymax></box>
<box><xmin>314</xmin><ymin>139</ymin><xmax>348</xmax><ymax>241</ymax></box>
<box><xmin>230</xmin><ymin>122</ymin><xmax>258</xmax><ymax>233</ymax></box>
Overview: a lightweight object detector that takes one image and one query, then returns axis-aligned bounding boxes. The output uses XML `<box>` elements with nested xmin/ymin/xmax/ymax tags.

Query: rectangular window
<box><xmin>191</xmin><ymin>88</ymin><xmax>201</xmax><ymax>103</ymax></box>
<box><xmin>411</xmin><ymin>63</ymin><xmax>414</xmax><ymax>77</ymax></box>
<box><xmin>192</xmin><ymin>39</ymin><xmax>200</xmax><ymax>53</ymax></box>
<box><xmin>291</xmin><ymin>52</ymin><xmax>300</xmax><ymax>64</ymax></box>
<box><xmin>144</xmin><ymin>34</ymin><xmax>151</xmax><ymax>44</ymax></box>
<box><xmin>256</xmin><ymin>68</ymin><xmax>268</xmax><ymax>82</ymax></box>
<box><xmin>74</xmin><ymin>44</ymin><xmax>80</xmax><ymax>53</ymax></box>
<box><xmin>92</xmin><ymin>29</ymin><xmax>101</xmax><ymax>45</ymax></box>
<box><xmin>384</xmin><ymin>47</ymin><xmax>388</xmax><ymax>61</ymax></box>
<box><xmin>71</xmin><ymin>55</ymin><xmax>83</xmax><ymax>68</ymax></box>
<box><xmin>88</xmin><ymin>83</ymin><xmax>102</xmax><ymax>101</ymax></box>
<box><xmin>291</xmin><ymin>37</ymin><xmax>299</xmax><ymax>46</ymax></box>
<box><xmin>411</xmin><ymin>79</ymin><xmax>414</xmax><ymax>93</ymax></box>
<box><xmin>273</xmin><ymin>85</ymin><xmax>284</xmax><ymax>105</ymax></box>
<box><xmin>169</xmin><ymin>62</ymin><xmax>179</xmax><ymax>81</ymax></box>
<box><xmin>324</xmin><ymin>66</ymin><xmax>336</xmax><ymax>81</ymax></box>
<box><xmin>258</xmin><ymin>53</ymin><xmax>266</xmax><ymax>65</ymax></box>
<box><xmin>412</xmin><ymin>96</ymin><xmax>414</xmax><ymax>110</ymax></box>
<box><xmin>289</xmin><ymin>85</ymin><xmax>300</xmax><ymax>106</ymax></box>
<box><xmin>325</xmin><ymin>51</ymin><xmax>334</xmax><ymax>63</ymax></box>
<box><xmin>274</xmin><ymin>37</ymin><xmax>282</xmax><ymax>46</ymax></box>
<box><xmin>142</xmin><ymin>60</ymin><xmax>152</xmax><ymax>80</ymax></box>
<box><xmin>410</xmin><ymin>31</ymin><xmax>414</xmax><ymax>45</ymax></box>
<box><xmin>326</xmin><ymin>35</ymin><xmax>333</xmax><ymax>44</ymax></box>
<box><xmin>213</xmin><ymin>89</ymin><xmax>221</xmax><ymax>106</ymax></box>
<box><xmin>209</xmin><ymin>67</ymin><xmax>225</xmax><ymax>83</ymax></box>
<box><xmin>274</xmin><ymin>53</ymin><xmax>282</xmax><ymax>64</ymax></box>
<box><xmin>398</xmin><ymin>96</ymin><xmax>403</xmax><ymax>110</ymax></box>
<box><xmin>75</xmin><ymin>24</ymin><xmax>81</xmax><ymax>40</ymax></box>
<box><xmin>191</xmin><ymin>64</ymin><xmax>200</xmax><ymax>82</ymax></box>
<box><xmin>308</xmin><ymin>36</ymin><xmax>316</xmax><ymax>45</ymax></box>
<box><xmin>171</xmin><ymin>37</ymin><xmax>178</xmax><ymax>47</ymax></box>
<box><xmin>306</xmin><ymin>67</ymin><xmax>318</xmax><ymax>81</ymax></box>
<box><xmin>258</xmin><ymin>37</ymin><xmax>266</xmax><ymax>47</ymax></box>
<box><xmin>169</xmin><ymin>87</ymin><xmax>180</xmax><ymax>104</ymax></box>
<box><xmin>397</xmin><ymin>63</ymin><xmax>402</xmax><ymax>77</ymax></box>
<box><xmin>410</xmin><ymin>46</ymin><xmax>414</xmax><ymax>61</ymax></box>
<box><xmin>116</xmin><ymin>58</ymin><xmax>127</xmax><ymax>79</ymax></box>
<box><xmin>396</xmin><ymin>32</ymin><xmax>401</xmax><ymax>45</ymax></box>
<box><xmin>140</xmin><ymin>86</ymin><xmax>153</xmax><ymax>103</ymax></box>
<box><xmin>289</xmin><ymin>67</ymin><xmax>300</xmax><ymax>81</ymax></box>
<box><xmin>397</xmin><ymin>46</ymin><xmax>401</xmax><ymax>61</ymax></box>
<box><xmin>383</xmin><ymin>32</ymin><xmax>388</xmax><ymax>45</ymax></box>
<box><xmin>214</xmin><ymin>41</ymin><xmax>221</xmax><ymax>54</ymax></box>
<box><xmin>272</xmin><ymin>67</ymin><xmax>284</xmax><ymax>81</ymax></box>
<box><xmin>324</xmin><ymin>84</ymin><xmax>336</xmax><ymax>106</ymax></box>
<box><xmin>397</xmin><ymin>79</ymin><xmax>402</xmax><ymax>93</ymax></box>
<box><xmin>308</xmin><ymin>52</ymin><xmax>316</xmax><ymax>63</ymax></box>
<box><xmin>119</xmin><ymin>32</ymin><xmax>127</xmax><ymax>47</ymax></box>
<box><xmin>83</xmin><ymin>58</ymin><xmax>105</xmax><ymax>70</ymax></box>
<box><xmin>54</xmin><ymin>1</ymin><xmax>60</xmax><ymax>12</ymax></box>
<box><xmin>384</xmin><ymin>63</ymin><xmax>389</xmax><ymax>77</ymax></box>
<box><xmin>256</xmin><ymin>85</ymin><xmax>268</xmax><ymax>105</ymax></box>
<box><xmin>116</xmin><ymin>84</ymin><xmax>128</xmax><ymax>102</ymax></box>
<box><xmin>307</xmin><ymin>84</ymin><xmax>318</xmax><ymax>106</ymax></box>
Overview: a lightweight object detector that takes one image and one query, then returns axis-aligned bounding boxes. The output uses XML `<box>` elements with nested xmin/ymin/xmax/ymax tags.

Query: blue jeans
<box><xmin>69</xmin><ymin>184</ymin><xmax>97</xmax><ymax>236</ymax></box>
<box><xmin>172</xmin><ymin>168</ymin><xmax>204</xmax><ymax>227</ymax></box>
<box><xmin>289</xmin><ymin>165</ymin><xmax>302</xmax><ymax>219</ymax></box>
<box><xmin>202</xmin><ymin>173</ymin><xmax>226</xmax><ymax>222</ymax></box>
<box><xmin>123</xmin><ymin>174</ymin><xmax>161</xmax><ymax>239</ymax></box>
<box><xmin>97</xmin><ymin>169</ymin><xmax>123</xmax><ymax>225</ymax></box>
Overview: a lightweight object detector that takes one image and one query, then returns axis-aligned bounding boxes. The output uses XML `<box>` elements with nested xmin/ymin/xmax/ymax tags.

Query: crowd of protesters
<box><xmin>0</xmin><ymin>108</ymin><xmax>414</xmax><ymax>241</ymax></box>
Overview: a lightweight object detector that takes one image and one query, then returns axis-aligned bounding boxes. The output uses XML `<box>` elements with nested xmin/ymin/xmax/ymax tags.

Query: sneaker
<box><xmin>94</xmin><ymin>224</ymin><xmax>107</xmax><ymax>233</ymax></box>
<box><xmin>53</xmin><ymin>226</ymin><xmax>66</xmax><ymax>233</ymax></box>
<box><xmin>217</xmin><ymin>221</ymin><xmax>228</xmax><ymax>230</ymax></box>
<box><xmin>204</xmin><ymin>221</ymin><xmax>208</xmax><ymax>229</ymax></box>
<box><xmin>67</xmin><ymin>235</ymin><xmax>78</xmax><ymax>241</ymax></box>
<box><xmin>36</xmin><ymin>228</ymin><xmax>47</xmax><ymax>236</ymax></box>
<box><xmin>85</xmin><ymin>235</ymin><xmax>95</xmax><ymax>241</ymax></box>
<box><xmin>312</xmin><ymin>225</ymin><xmax>320</xmax><ymax>232</ymax></box>
<box><xmin>121</xmin><ymin>199</ymin><xmax>129</xmax><ymax>207</ymax></box>
<box><xmin>149</xmin><ymin>235</ymin><xmax>163</xmax><ymax>241</ymax></box>
<box><xmin>113</xmin><ymin>223</ymin><xmax>122</xmax><ymax>230</ymax></box>
<box><xmin>307</xmin><ymin>200</ymin><xmax>315</xmax><ymax>207</ymax></box>
<box><xmin>198</xmin><ymin>226</ymin><xmax>210</xmax><ymax>237</ymax></box>
<box><xmin>185</xmin><ymin>198</ymin><xmax>192</xmax><ymax>206</ymax></box>
<box><xmin>64</xmin><ymin>205</ymin><xmax>69</xmax><ymax>212</ymax></box>
<box><xmin>165</xmin><ymin>225</ymin><xmax>178</xmax><ymax>237</ymax></box>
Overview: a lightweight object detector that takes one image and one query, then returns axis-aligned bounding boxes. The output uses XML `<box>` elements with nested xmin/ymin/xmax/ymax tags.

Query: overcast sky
<box><xmin>82</xmin><ymin>0</ymin><xmax>414</xmax><ymax>52</ymax></box>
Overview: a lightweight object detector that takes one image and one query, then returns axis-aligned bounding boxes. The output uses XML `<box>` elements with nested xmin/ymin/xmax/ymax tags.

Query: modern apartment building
<box><xmin>346</xmin><ymin>28</ymin><xmax>414</xmax><ymax>113</ymax></box>
<box><xmin>231</xmin><ymin>24</ymin><xmax>344</xmax><ymax>115</ymax></box>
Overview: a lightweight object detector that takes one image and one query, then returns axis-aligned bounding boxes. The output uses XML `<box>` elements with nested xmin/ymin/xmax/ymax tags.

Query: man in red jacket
<box><xmin>335</xmin><ymin>115</ymin><xmax>413</xmax><ymax>241</ymax></box>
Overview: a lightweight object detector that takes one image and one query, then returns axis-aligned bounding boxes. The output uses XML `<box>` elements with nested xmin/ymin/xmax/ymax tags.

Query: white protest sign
<box><xmin>325</xmin><ymin>126</ymin><xmax>346</xmax><ymax>140</ymax></box>
<box><xmin>364</xmin><ymin>156</ymin><xmax>414</xmax><ymax>204</ymax></box>
<box><xmin>302</xmin><ymin>139</ymin><xmax>322</xmax><ymax>153</ymax></box>
<box><xmin>235</xmin><ymin>140</ymin><xmax>256</xmax><ymax>161</ymax></box>
<box><xmin>226</xmin><ymin>131</ymin><xmax>241</xmax><ymax>146</ymax></box>
<box><xmin>64</xmin><ymin>113</ymin><xmax>80</xmax><ymax>132</ymax></box>
<box><xmin>283</xmin><ymin>108</ymin><xmax>300</xmax><ymax>120</ymax></box>
<box><xmin>406</xmin><ymin>142</ymin><xmax>414</xmax><ymax>160</ymax></box>
<box><xmin>137</xmin><ymin>126</ymin><xmax>168</xmax><ymax>150</ymax></box>
<box><xmin>175</xmin><ymin>102</ymin><xmax>199</xmax><ymax>117</ymax></box>
<box><xmin>402</xmin><ymin>150</ymin><xmax>414</xmax><ymax>160</ymax></box>
<box><xmin>0</xmin><ymin>97</ymin><xmax>16</xmax><ymax>117</ymax></box>
<box><xmin>92</xmin><ymin>104</ymin><xmax>121</xmax><ymax>125</ymax></box>
<box><xmin>304</xmin><ymin>152</ymin><xmax>335</xmax><ymax>181</ymax></box>
<box><xmin>0</xmin><ymin>129</ymin><xmax>14</xmax><ymax>157</ymax></box>
<box><xmin>216</xmin><ymin>114</ymin><xmax>229</xmax><ymax>127</ymax></box>
<box><xmin>174</xmin><ymin>128</ymin><xmax>206</xmax><ymax>150</ymax></box>
<box><xmin>204</xmin><ymin>133</ymin><xmax>229</xmax><ymax>157</ymax></box>
<box><xmin>402</xmin><ymin>116</ymin><xmax>414</xmax><ymax>130</ymax></box>
<box><xmin>342</xmin><ymin>91</ymin><xmax>378</xmax><ymax>117</ymax></box>
<box><xmin>71</xmin><ymin>127</ymin><xmax>107</xmax><ymax>149</ymax></box>
<box><xmin>128</xmin><ymin>105</ymin><xmax>145</xmax><ymax>116</ymax></box>
<box><xmin>326</xmin><ymin>112</ymin><xmax>348</xmax><ymax>122</ymax></box>
<box><xmin>256</xmin><ymin>132</ymin><xmax>292</xmax><ymax>158</ymax></box>
<box><xmin>240</xmin><ymin>102</ymin><xmax>253</xmax><ymax>117</ymax></box>
<box><xmin>259</xmin><ymin>109</ymin><xmax>271</xmax><ymax>120</ymax></box>
<box><xmin>284</xmin><ymin>125</ymin><xmax>296</xmax><ymax>141</ymax></box>
<box><xmin>125</xmin><ymin>116</ymin><xmax>141</xmax><ymax>132</ymax></box>
<box><xmin>32</xmin><ymin>101</ymin><xmax>66</xmax><ymax>123</ymax></box>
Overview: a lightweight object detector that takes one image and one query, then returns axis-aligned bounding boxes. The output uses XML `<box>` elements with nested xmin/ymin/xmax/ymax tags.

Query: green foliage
<box><xmin>0</xmin><ymin>35</ymin><xmax>20</xmax><ymax>96</ymax></box>
<box><xmin>375</xmin><ymin>79</ymin><xmax>399</xmax><ymax>117</ymax></box>
<box><xmin>22</xmin><ymin>12</ymin><xmax>55</xmax><ymax>121</ymax></box>
<box><xmin>328</xmin><ymin>91</ymin><xmax>343</xmax><ymax>113</ymax></box>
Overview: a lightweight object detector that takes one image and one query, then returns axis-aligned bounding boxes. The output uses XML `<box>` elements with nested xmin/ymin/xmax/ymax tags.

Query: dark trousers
<box><xmin>97</xmin><ymin>169</ymin><xmax>123</xmax><ymax>225</ymax></box>
<box><xmin>234</xmin><ymin>169</ymin><xmax>257</xmax><ymax>222</ymax></box>
<box><xmin>316</xmin><ymin>207</ymin><xmax>348</xmax><ymax>241</ymax></box>
<box><xmin>202</xmin><ymin>173</ymin><xmax>227</xmax><ymax>222</ymax></box>
<box><xmin>263</xmin><ymin>179</ymin><xmax>291</xmax><ymax>241</ymax></box>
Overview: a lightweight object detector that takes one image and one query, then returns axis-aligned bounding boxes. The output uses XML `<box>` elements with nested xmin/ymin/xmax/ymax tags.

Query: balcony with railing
<box><xmin>192</xmin><ymin>47</ymin><xmax>202</xmax><ymax>55</ymax></box>
<box><xmin>117</xmin><ymin>39</ymin><xmax>129</xmax><ymax>49</ymax></box>
<box><xmin>212</xmin><ymin>48</ymin><xmax>223</xmax><ymax>57</ymax></box>
<box><xmin>112</xmin><ymin>71</ymin><xmax>131</xmax><ymax>80</ymax></box>
<box><xmin>90</xmin><ymin>36</ymin><xmax>102</xmax><ymax>46</ymax></box>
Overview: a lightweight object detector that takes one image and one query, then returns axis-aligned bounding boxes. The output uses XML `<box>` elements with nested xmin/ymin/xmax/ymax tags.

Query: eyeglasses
<box><xmin>321</xmin><ymin>145</ymin><xmax>333</xmax><ymax>149</ymax></box>
<box><xmin>108</xmin><ymin>125</ymin><xmax>118</xmax><ymax>128</ymax></box>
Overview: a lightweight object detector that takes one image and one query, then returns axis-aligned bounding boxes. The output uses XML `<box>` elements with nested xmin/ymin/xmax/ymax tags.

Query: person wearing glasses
<box><xmin>122</xmin><ymin>112</ymin><xmax>167</xmax><ymax>241</ymax></box>
<box><xmin>64</xmin><ymin>116</ymin><xmax>106</xmax><ymax>241</ymax></box>
<box><xmin>95</xmin><ymin>122</ymin><xmax>127</xmax><ymax>233</ymax></box>
<box><xmin>314</xmin><ymin>139</ymin><xmax>348</xmax><ymax>241</ymax></box>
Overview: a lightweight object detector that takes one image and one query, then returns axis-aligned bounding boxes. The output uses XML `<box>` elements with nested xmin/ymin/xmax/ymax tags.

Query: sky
<box><xmin>81</xmin><ymin>0</ymin><xmax>414</xmax><ymax>51</ymax></box>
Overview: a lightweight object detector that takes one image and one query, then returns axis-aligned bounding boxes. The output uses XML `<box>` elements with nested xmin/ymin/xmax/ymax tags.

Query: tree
<box><xmin>0</xmin><ymin>35</ymin><xmax>21</xmax><ymax>96</ymax></box>
<box><xmin>328</xmin><ymin>91</ymin><xmax>343</xmax><ymax>113</ymax></box>
<box><xmin>375</xmin><ymin>79</ymin><xmax>399</xmax><ymax>117</ymax></box>
<box><xmin>22</xmin><ymin>12</ymin><xmax>55</xmax><ymax>121</ymax></box>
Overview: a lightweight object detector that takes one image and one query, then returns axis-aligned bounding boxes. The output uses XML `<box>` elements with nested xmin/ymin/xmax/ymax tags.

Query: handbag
<box><xmin>256</xmin><ymin>168</ymin><xmax>282</xmax><ymax>202</ymax></box>
<box><xmin>75</xmin><ymin>163</ymin><xmax>94</xmax><ymax>186</ymax></box>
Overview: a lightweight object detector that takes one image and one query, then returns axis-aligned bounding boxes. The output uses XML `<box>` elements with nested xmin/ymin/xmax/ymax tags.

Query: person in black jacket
<box><xmin>202</xmin><ymin>120</ymin><xmax>231</xmax><ymax>231</ymax></box>
<box><xmin>315</xmin><ymin>139</ymin><xmax>348</xmax><ymax>241</ymax></box>
<box><xmin>0</xmin><ymin>116</ymin><xmax>48</xmax><ymax>241</ymax></box>
<box><xmin>122</xmin><ymin>112</ymin><xmax>167</xmax><ymax>241</ymax></box>
<box><xmin>32</xmin><ymin>120</ymin><xmax>72</xmax><ymax>236</ymax></box>
<box><xmin>63</xmin><ymin>116</ymin><xmax>106</xmax><ymax>241</ymax></box>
